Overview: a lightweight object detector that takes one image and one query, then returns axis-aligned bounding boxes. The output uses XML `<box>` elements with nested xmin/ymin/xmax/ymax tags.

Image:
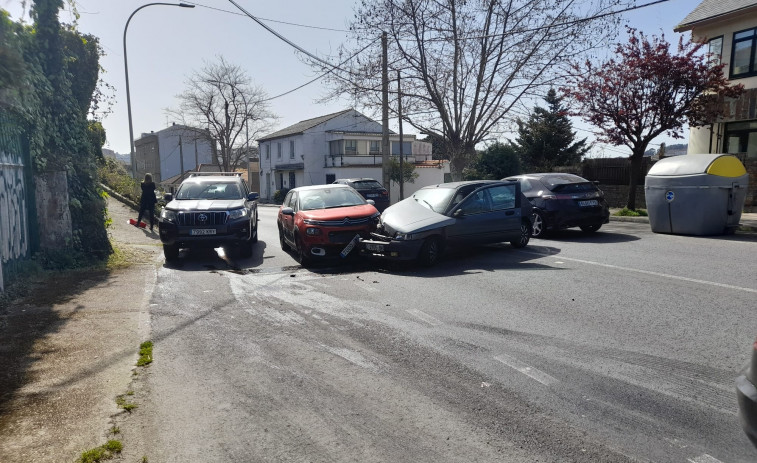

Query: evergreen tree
<box><xmin>464</xmin><ymin>143</ymin><xmax>521</xmax><ymax>180</ymax></box>
<box><xmin>513</xmin><ymin>89</ymin><xmax>589</xmax><ymax>172</ymax></box>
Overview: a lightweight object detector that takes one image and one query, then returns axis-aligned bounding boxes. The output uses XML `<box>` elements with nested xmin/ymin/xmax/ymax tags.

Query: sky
<box><xmin>1</xmin><ymin>0</ymin><xmax>697</xmax><ymax>158</ymax></box>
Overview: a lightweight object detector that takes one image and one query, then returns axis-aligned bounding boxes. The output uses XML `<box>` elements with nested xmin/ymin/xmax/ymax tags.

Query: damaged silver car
<box><xmin>359</xmin><ymin>180</ymin><xmax>532</xmax><ymax>266</ymax></box>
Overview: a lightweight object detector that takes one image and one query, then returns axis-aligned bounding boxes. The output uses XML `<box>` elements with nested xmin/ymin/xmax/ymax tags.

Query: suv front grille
<box><xmin>177</xmin><ymin>211</ymin><xmax>228</xmax><ymax>226</ymax></box>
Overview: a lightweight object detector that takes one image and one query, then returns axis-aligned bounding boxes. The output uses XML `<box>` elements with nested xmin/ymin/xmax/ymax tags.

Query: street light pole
<box><xmin>124</xmin><ymin>2</ymin><xmax>194</xmax><ymax>178</ymax></box>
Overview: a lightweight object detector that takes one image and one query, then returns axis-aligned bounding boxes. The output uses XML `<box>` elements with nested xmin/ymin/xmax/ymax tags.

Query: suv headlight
<box><xmin>394</xmin><ymin>232</ymin><xmax>416</xmax><ymax>241</ymax></box>
<box><xmin>161</xmin><ymin>209</ymin><xmax>177</xmax><ymax>223</ymax></box>
<box><xmin>228</xmin><ymin>208</ymin><xmax>249</xmax><ymax>220</ymax></box>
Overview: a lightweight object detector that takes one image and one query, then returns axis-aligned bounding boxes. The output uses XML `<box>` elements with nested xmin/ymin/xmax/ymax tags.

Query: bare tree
<box><xmin>168</xmin><ymin>56</ymin><xmax>277</xmax><ymax>172</ymax></box>
<box><xmin>309</xmin><ymin>0</ymin><xmax>624</xmax><ymax>179</ymax></box>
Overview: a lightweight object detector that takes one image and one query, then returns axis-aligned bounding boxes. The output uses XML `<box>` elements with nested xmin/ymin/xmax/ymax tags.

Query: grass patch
<box><xmin>116</xmin><ymin>395</ymin><xmax>137</xmax><ymax>412</ymax></box>
<box><xmin>613</xmin><ymin>207</ymin><xmax>648</xmax><ymax>217</ymax></box>
<box><xmin>137</xmin><ymin>341</ymin><xmax>153</xmax><ymax>367</ymax></box>
<box><xmin>110</xmin><ymin>426</ymin><xmax>120</xmax><ymax>435</ymax></box>
<box><xmin>79</xmin><ymin>440</ymin><xmax>122</xmax><ymax>463</ymax></box>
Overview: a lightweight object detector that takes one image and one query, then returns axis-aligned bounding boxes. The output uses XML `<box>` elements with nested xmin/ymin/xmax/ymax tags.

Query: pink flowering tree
<box><xmin>563</xmin><ymin>28</ymin><xmax>743</xmax><ymax>210</ymax></box>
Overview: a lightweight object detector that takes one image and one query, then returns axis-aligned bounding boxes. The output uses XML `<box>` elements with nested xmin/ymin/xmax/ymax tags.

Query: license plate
<box><xmin>190</xmin><ymin>228</ymin><xmax>216</xmax><ymax>236</ymax></box>
<box><xmin>365</xmin><ymin>243</ymin><xmax>384</xmax><ymax>252</ymax></box>
<box><xmin>366</xmin><ymin>193</ymin><xmax>378</xmax><ymax>198</ymax></box>
<box><xmin>578</xmin><ymin>200</ymin><xmax>599</xmax><ymax>207</ymax></box>
<box><xmin>340</xmin><ymin>234</ymin><xmax>361</xmax><ymax>258</ymax></box>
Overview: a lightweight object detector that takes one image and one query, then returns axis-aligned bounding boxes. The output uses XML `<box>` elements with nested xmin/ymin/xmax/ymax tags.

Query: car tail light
<box><xmin>380</xmin><ymin>190</ymin><xmax>388</xmax><ymax>196</ymax></box>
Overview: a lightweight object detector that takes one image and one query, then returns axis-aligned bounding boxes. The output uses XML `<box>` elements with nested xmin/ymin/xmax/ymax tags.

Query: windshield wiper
<box><xmin>417</xmin><ymin>198</ymin><xmax>435</xmax><ymax>212</ymax></box>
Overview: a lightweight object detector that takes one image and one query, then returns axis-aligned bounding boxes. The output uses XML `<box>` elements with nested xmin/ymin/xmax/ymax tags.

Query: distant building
<box><xmin>101</xmin><ymin>148</ymin><xmax>130</xmax><ymax>166</ymax></box>
<box><xmin>133</xmin><ymin>124</ymin><xmax>215</xmax><ymax>182</ymax></box>
<box><xmin>256</xmin><ymin>109</ymin><xmax>448</xmax><ymax>203</ymax></box>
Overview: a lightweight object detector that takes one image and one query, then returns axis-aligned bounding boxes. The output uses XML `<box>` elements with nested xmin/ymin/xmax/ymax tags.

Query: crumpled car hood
<box><xmin>166</xmin><ymin>199</ymin><xmax>244</xmax><ymax>210</ymax></box>
<box><xmin>381</xmin><ymin>198</ymin><xmax>455</xmax><ymax>235</ymax></box>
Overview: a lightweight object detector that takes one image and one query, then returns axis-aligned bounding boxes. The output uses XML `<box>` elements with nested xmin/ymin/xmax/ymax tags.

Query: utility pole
<box><xmin>397</xmin><ymin>70</ymin><xmax>404</xmax><ymax>201</ymax></box>
<box><xmin>381</xmin><ymin>32</ymin><xmax>390</xmax><ymax>198</ymax></box>
<box><xmin>179</xmin><ymin>136</ymin><xmax>185</xmax><ymax>181</ymax></box>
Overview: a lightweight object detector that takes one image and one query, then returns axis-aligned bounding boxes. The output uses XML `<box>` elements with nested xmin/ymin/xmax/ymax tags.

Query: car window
<box><xmin>412</xmin><ymin>187</ymin><xmax>455</xmax><ymax>212</ymax></box>
<box><xmin>299</xmin><ymin>188</ymin><xmax>366</xmax><ymax>210</ymax></box>
<box><xmin>283</xmin><ymin>191</ymin><xmax>293</xmax><ymax>207</ymax></box>
<box><xmin>488</xmin><ymin>185</ymin><xmax>516</xmax><ymax>210</ymax></box>
<box><xmin>351</xmin><ymin>180</ymin><xmax>383</xmax><ymax>190</ymax></box>
<box><xmin>449</xmin><ymin>185</ymin><xmax>479</xmax><ymax>210</ymax></box>
<box><xmin>458</xmin><ymin>189</ymin><xmax>490</xmax><ymax>215</ymax></box>
<box><xmin>176</xmin><ymin>181</ymin><xmax>242</xmax><ymax>200</ymax></box>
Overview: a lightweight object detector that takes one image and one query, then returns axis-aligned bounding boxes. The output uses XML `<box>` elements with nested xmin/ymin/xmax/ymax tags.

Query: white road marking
<box><xmin>323</xmin><ymin>346</ymin><xmax>378</xmax><ymax>371</ymax></box>
<box><xmin>688</xmin><ymin>454</ymin><xmax>724</xmax><ymax>463</ymax></box>
<box><xmin>494</xmin><ymin>354</ymin><xmax>558</xmax><ymax>386</ymax></box>
<box><xmin>406</xmin><ymin>309</ymin><xmax>442</xmax><ymax>326</ymax></box>
<box><xmin>523</xmin><ymin>250</ymin><xmax>757</xmax><ymax>294</ymax></box>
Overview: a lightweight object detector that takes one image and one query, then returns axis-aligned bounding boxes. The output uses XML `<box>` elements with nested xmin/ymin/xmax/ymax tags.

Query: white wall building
<box><xmin>133</xmin><ymin>124</ymin><xmax>215</xmax><ymax>182</ymax></box>
<box><xmin>256</xmin><ymin>109</ymin><xmax>449</xmax><ymax>202</ymax></box>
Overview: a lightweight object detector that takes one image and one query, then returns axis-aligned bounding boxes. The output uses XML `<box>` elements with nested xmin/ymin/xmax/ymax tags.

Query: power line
<box><xmin>182</xmin><ymin>1</ymin><xmax>352</xmax><ymax>32</ymax></box>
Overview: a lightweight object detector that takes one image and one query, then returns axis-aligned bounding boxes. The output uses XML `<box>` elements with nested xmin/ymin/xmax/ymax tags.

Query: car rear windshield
<box><xmin>176</xmin><ymin>182</ymin><xmax>243</xmax><ymax>200</ymax></box>
<box><xmin>541</xmin><ymin>175</ymin><xmax>596</xmax><ymax>193</ymax></box>
<box><xmin>299</xmin><ymin>188</ymin><xmax>366</xmax><ymax>210</ymax></box>
<box><xmin>411</xmin><ymin>187</ymin><xmax>455</xmax><ymax>213</ymax></box>
<box><xmin>351</xmin><ymin>180</ymin><xmax>384</xmax><ymax>190</ymax></box>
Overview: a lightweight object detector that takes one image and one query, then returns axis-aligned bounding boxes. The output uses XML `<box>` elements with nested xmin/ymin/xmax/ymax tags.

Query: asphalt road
<box><xmin>117</xmin><ymin>206</ymin><xmax>757</xmax><ymax>462</ymax></box>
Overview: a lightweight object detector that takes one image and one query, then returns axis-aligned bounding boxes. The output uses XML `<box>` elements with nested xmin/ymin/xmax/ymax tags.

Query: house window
<box><xmin>731</xmin><ymin>28</ymin><xmax>757</xmax><ymax>78</ymax></box>
<box><xmin>725</xmin><ymin>120</ymin><xmax>757</xmax><ymax>158</ymax></box>
<box><xmin>265</xmin><ymin>144</ymin><xmax>270</xmax><ymax>160</ymax></box>
<box><xmin>326</xmin><ymin>173</ymin><xmax>336</xmax><ymax>184</ymax></box>
<box><xmin>329</xmin><ymin>140</ymin><xmax>342</xmax><ymax>155</ymax></box>
<box><xmin>369</xmin><ymin>140</ymin><xmax>381</xmax><ymax>154</ymax></box>
<box><xmin>345</xmin><ymin>140</ymin><xmax>357</xmax><ymax>154</ymax></box>
<box><xmin>708</xmin><ymin>36</ymin><xmax>723</xmax><ymax>67</ymax></box>
<box><xmin>289</xmin><ymin>140</ymin><xmax>295</xmax><ymax>159</ymax></box>
<box><xmin>277</xmin><ymin>142</ymin><xmax>282</xmax><ymax>158</ymax></box>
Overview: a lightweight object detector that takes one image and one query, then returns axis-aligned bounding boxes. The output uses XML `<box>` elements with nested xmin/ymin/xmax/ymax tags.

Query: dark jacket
<box><xmin>140</xmin><ymin>181</ymin><xmax>157</xmax><ymax>207</ymax></box>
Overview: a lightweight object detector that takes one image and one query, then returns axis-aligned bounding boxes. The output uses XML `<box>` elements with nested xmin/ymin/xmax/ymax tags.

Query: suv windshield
<box><xmin>411</xmin><ymin>187</ymin><xmax>455</xmax><ymax>212</ymax></box>
<box><xmin>176</xmin><ymin>181</ymin><xmax>243</xmax><ymax>200</ymax></box>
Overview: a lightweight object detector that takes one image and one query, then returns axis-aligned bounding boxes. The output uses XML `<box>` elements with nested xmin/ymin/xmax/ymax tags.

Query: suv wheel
<box><xmin>163</xmin><ymin>244</ymin><xmax>179</xmax><ymax>261</ymax></box>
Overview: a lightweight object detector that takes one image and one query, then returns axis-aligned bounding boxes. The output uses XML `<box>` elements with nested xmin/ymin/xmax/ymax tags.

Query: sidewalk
<box><xmin>609</xmin><ymin>209</ymin><xmax>757</xmax><ymax>232</ymax></box>
<box><xmin>0</xmin><ymin>196</ymin><xmax>160</xmax><ymax>463</ymax></box>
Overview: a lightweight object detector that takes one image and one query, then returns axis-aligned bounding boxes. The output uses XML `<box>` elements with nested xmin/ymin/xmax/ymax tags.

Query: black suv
<box><xmin>333</xmin><ymin>178</ymin><xmax>390</xmax><ymax>212</ymax></box>
<box><xmin>158</xmin><ymin>173</ymin><xmax>259</xmax><ymax>260</ymax></box>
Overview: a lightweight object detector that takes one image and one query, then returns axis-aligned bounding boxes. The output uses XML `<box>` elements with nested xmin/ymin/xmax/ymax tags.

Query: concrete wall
<box><xmin>34</xmin><ymin>171</ymin><xmax>72</xmax><ymax>250</ymax></box>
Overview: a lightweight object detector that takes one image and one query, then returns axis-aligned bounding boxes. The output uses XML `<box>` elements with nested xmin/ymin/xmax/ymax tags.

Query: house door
<box><xmin>265</xmin><ymin>173</ymin><xmax>270</xmax><ymax>199</ymax></box>
<box><xmin>289</xmin><ymin>172</ymin><xmax>296</xmax><ymax>189</ymax></box>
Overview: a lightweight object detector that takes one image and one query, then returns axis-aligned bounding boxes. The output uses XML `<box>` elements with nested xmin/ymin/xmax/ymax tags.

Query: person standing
<box><xmin>136</xmin><ymin>173</ymin><xmax>157</xmax><ymax>231</ymax></box>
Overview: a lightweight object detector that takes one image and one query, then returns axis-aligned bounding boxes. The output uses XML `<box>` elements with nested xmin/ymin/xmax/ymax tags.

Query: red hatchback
<box><xmin>277</xmin><ymin>184</ymin><xmax>380</xmax><ymax>264</ymax></box>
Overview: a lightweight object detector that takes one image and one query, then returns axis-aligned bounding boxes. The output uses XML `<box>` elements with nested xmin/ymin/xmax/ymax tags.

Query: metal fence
<box><xmin>0</xmin><ymin>110</ymin><xmax>34</xmax><ymax>292</ymax></box>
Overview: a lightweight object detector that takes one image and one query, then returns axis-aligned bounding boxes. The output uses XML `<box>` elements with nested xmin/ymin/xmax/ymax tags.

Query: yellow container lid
<box><xmin>706</xmin><ymin>155</ymin><xmax>747</xmax><ymax>177</ymax></box>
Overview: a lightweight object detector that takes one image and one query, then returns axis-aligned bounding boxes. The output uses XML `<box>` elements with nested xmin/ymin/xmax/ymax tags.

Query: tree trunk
<box><xmin>626</xmin><ymin>152</ymin><xmax>644</xmax><ymax>210</ymax></box>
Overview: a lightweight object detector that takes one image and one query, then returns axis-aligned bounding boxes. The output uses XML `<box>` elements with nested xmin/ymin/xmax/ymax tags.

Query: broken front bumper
<box><xmin>358</xmin><ymin>234</ymin><xmax>425</xmax><ymax>261</ymax></box>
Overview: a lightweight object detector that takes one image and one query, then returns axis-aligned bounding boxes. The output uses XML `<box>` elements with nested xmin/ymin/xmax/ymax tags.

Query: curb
<box><xmin>609</xmin><ymin>214</ymin><xmax>757</xmax><ymax>233</ymax></box>
<box><xmin>101</xmin><ymin>184</ymin><xmax>139</xmax><ymax>212</ymax></box>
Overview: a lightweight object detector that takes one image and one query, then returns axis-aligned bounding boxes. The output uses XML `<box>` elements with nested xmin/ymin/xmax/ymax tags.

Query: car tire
<box><xmin>418</xmin><ymin>236</ymin><xmax>442</xmax><ymax>267</ymax></box>
<box><xmin>580</xmin><ymin>224</ymin><xmax>602</xmax><ymax>233</ymax></box>
<box><xmin>163</xmin><ymin>244</ymin><xmax>179</xmax><ymax>261</ymax></box>
<box><xmin>531</xmin><ymin>211</ymin><xmax>545</xmax><ymax>238</ymax></box>
<box><xmin>251</xmin><ymin>217</ymin><xmax>258</xmax><ymax>243</ymax></box>
<box><xmin>279</xmin><ymin>225</ymin><xmax>290</xmax><ymax>251</ymax></box>
<box><xmin>295</xmin><ymin>232</ymin><xmax>311</xmax><ymax>266</ymax></box>
<box><xmin>510</xmin><ymin>219</ymin><xmax>531</xmax><ymax>248</ymax></box>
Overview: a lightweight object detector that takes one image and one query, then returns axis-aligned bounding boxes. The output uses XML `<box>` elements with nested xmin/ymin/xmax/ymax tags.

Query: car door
<box><xmin>486</xmin><ymin>183</ymin><xmax>521</xmax><ymax>239</ymax></box>
<box><xmin>280</xmin><ymin>191</ymin><xmax>297</xmax><ymax>243</ymax></box>
<box><xmin>445</xmin><ymin>187</ymin><xmax>494</xmax><ymax>244</ymax></box>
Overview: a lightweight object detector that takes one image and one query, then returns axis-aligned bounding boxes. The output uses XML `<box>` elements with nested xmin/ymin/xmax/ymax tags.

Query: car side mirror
<box><xmin>164</xmin><ymin>193</ymin><xmax>173</xmax><ymax>202</ymax></box>
<box><xmin>248</xmin><ymin>192</ymin><xmax>259</xmax><ymax>201</ymax></box>
<box><xmin>281</xmin><ymin>207</ymin><xmax>295</xmax><ymax>216</ymax></box>
<box><xmin>453</xmin><ymin>209</ymin><xmax>464</xmax><ymax>218</ymax></box>
<box><xmin>366</xmin><ymin>199</ymin><xmax>375</xmax><ymax>205</ymax></box>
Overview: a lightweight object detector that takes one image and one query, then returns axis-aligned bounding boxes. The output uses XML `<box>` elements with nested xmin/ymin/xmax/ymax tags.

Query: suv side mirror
<box><xmin>281</xmin><ymin>207</ymin><xmax>295</xmax><ymax>216</ymax></box>
<box><xmin>248</xmin><ymin>192</ymin><xmax>259</xmax><ymax>201</ymax></box>
<box><xmin>164</xmin><ymin>193</ymin><xmax>173</xmax><ymax>202</ymax></box>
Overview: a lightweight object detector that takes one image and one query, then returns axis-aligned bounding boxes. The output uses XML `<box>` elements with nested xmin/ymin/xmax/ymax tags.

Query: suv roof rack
<box><xmin>187</xmin><ymin>172</ymin><xmax>242</xmax><ymax>177</ymax></box>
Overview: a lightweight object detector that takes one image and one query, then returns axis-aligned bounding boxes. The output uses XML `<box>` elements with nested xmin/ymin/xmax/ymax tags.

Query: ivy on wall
<box><xmin>1</xmin><ymin>0</ymin><xmax>111</xmax><ymax>259</ymax></box>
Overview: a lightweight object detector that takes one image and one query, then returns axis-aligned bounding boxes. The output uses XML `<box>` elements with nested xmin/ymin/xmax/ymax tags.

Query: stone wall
<box><xmin>34</xmin><ymin>171</ymin><xmax>72</xmax><ymax>249</ymax></box>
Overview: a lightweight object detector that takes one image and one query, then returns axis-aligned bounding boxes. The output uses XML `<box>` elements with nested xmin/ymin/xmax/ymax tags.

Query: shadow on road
<box><xmin>532</xmin><ymin>229</ymin><xmax>641</xmax><ymax>243</ymax></box>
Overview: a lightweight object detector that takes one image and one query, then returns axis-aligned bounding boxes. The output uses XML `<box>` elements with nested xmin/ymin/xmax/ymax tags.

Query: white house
<box><xmin>256</xmin><ymin>109</ymin><xmax>449</xmax><ymax>203</ymax></box>
<box><xmin>133</xmin><ymin>124</ymin><xmax>215</xmax><ymax>182</ymax></box>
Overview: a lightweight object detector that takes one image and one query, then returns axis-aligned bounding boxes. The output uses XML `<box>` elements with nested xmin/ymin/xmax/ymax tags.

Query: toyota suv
<box><xmin>158</xmin><ymin>173</ymin><xmax>259</xmax><ymax>261</ymax></box>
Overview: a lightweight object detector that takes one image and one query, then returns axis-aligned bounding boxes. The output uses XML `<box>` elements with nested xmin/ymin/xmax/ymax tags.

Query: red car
<box><xmin>277</xmin><ymin>184</ymin><xmax>380</xmax><ymax>265</ymax></box>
